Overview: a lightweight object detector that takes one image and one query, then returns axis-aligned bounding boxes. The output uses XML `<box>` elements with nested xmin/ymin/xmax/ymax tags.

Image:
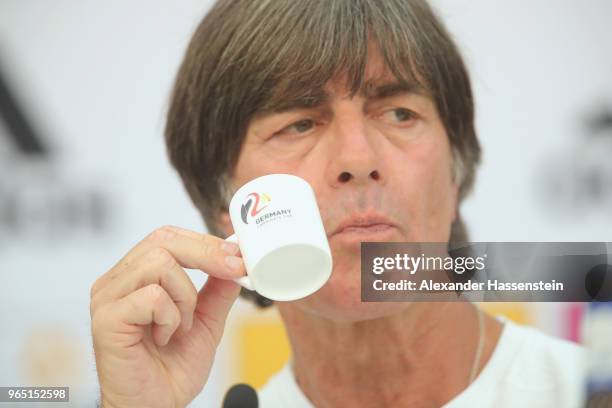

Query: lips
<box><xmin>329</xmin><ymin>212</ymin><xmax>396</xmax><ymax>237</ymax></box>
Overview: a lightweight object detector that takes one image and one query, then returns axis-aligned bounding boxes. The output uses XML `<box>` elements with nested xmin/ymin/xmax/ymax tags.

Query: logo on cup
<box><xmin>240</xmin><ymin>191</ymin><xmax>293</xmax><ymax>227</ymax></box>
<box><xmin>240</xmin><ymin>192</ymin><xmax>271</xmax><ymax>224</ymax></box>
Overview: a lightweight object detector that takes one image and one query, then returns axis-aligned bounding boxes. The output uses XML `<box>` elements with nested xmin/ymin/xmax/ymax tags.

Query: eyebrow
<box><xmin>258</xmin><ymin>80</ymin><xmax>423</xmax><ymax>116</ymax></box>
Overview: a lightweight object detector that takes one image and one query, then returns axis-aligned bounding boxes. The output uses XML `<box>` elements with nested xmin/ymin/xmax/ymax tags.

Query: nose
<box><xmin>327</xmin><ymin>107</ymin><xmax>383</xmax><ymax>188</ymax></box>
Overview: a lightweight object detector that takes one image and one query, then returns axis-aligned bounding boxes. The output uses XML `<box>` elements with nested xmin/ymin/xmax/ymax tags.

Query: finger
<box><xmin>91</xmin><ymin>226</ymin><xmax>243</xmax><ymax>297</ymax></box>
<box><xmin>169</xmin><ymin>225</ymin><xmax>242</xmax><ymax>257</ymax></box>
<box><xmin>94</xmin><ymin>284</ymin><xmax>181</xmax><ymax>347</ymax></box>
<box><xmin>92</xmin><ymin>247</ymin><xmax>198</xmax><ymax>332</ymax></box>
<box><xmin>193</xmin><ymin>277</ymin><xmax>241</xmax><ymax>344</ymax></box>
<box><xmin>139</xmin><ymin>226</ymin><xmax>242</xmax><ymax>275</ymax></box>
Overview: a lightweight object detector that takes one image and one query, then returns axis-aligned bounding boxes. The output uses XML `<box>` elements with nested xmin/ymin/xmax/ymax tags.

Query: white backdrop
<box><xmin>1</xmin><ymin>1</ymin><xmax>611</xmax><ymax>406</ymax></box>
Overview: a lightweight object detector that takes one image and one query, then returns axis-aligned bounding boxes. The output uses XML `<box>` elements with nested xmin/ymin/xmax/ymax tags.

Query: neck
<box><xmin>277</xmin><ymin>302</ymin><xmax>502</xmax><ymax>407</ymax></box>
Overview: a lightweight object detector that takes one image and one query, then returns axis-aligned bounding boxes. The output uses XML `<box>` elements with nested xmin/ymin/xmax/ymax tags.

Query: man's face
<box><xmin>226</xmin><ymin>45</ymin><xmax>459</xmax><ymax>322</ymax></box>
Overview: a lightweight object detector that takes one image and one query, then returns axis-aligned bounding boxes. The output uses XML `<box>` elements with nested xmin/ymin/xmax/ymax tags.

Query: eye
<box><xmin>274</xmin><ymin>119</ymin><xmax>315</xmax><ymax>137</ymax></box>
<box><xmin>379</xmin><ymin>108</ymin><xmax>417</xmax><ymax>125</ymax></box>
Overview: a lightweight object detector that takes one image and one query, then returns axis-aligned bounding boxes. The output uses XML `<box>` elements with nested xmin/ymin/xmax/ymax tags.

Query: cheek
<box><xmin>233</xmin><ymin>135</ymin><xmax>327</xmax><ymax>185</ymax></box>
<box><xmin>420</xmin><ymin>146</ymin><xmax>456</xmax><ymax>239</ymax></box>
<box><xmin>387</xmin><ymin>135</ymin><xmax>456</xmax><ymax>239</ymax></box>
<box><xmin>233</xmin><ymin>142</ymin><xmax>300</xmax><ymax>187</ymax></box>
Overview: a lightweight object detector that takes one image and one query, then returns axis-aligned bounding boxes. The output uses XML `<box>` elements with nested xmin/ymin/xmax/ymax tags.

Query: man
<box><xmin>90</xmin><ymin>0</ymin><xmax>586</xmax><ymax>406</ymax></box>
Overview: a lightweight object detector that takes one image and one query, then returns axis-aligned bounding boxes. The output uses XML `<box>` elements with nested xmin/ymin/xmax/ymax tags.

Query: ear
<box><xmin>217</xmin><ymin>209</ymin><xmax>234</xmax><ymax>237</ymax></box>
<box><xmin>450</xmin><ymin>182</ymin><xmax>460</xmax><ymax>223</ymax></box>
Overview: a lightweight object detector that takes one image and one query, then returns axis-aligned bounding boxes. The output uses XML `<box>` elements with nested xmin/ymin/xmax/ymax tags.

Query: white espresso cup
<box><xmin>226</xmin><ymin>174</ymin><xmax>332</xmax><ymax>301</ymax></box>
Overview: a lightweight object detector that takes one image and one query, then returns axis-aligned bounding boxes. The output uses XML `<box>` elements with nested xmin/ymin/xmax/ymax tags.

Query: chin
<box><xmin>289</xmin><ymin>266</ymin><xmax>412</xmax><ymax>323</ymax></box>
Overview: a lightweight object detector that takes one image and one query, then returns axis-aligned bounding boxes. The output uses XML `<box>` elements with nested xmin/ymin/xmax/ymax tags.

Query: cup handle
<box><xmin>225</xmin><ymin>233</ymin><xmax>255</xmax><ymax>291</ymax></box>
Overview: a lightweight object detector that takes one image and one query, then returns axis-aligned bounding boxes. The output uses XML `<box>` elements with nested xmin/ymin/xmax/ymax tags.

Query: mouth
<box><xmin>329</xmin><ymin>213</ymin><xmax>397</xmax><ymax>239</ymax></box>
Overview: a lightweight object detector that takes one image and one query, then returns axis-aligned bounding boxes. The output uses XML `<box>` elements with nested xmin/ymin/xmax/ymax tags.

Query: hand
<box><xmin>90</xmin><ymin>225</ymin><xmax>245</xmax><ymax>408</ymax></box>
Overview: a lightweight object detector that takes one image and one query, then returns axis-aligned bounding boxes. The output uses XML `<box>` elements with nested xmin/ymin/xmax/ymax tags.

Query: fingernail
<box><xmin>225</xmin><ymin>255</ymin><xmax>243</xmax><ymax>270</ymax></box>
<box><xmin>221</xmin><ymin>242</ymin><xmax>240</xmax><ymax>255</ymax></box>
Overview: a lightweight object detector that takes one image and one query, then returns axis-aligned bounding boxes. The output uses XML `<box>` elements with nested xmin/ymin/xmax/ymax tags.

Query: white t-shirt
<box><xmin>258</xmin><ymin>318</ymin><xmax>587</xmax><ymax>407</ymax></box>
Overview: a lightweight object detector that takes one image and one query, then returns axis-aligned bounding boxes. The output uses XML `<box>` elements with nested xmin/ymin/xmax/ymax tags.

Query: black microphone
<box><xmin>222</xmin><ymin>383</ymin><xmax>259</xmax><ymax>408</ymax></box>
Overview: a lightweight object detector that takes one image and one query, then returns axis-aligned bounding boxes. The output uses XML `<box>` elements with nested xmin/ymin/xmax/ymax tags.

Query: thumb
<box><xmin>192</xmin><ymin>276</ymin><xmax>242</xmax><ymax>344</ymax></box>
